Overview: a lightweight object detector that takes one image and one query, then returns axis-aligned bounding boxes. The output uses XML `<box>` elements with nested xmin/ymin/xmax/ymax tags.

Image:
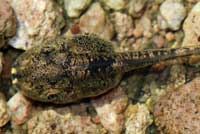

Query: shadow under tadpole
<box><xmin>0</xmin><ymin>46</ymin><xmax>23</xmax><ymax>100</ymax></box>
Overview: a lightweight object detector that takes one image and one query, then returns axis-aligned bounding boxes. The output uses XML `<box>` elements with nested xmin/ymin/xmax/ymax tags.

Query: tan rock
<box><xmin>0</xmin><ymin>0</ymin><xmax>16</xmax><ymax>37</ymax></box>
<box><xmin>183</xmin><ymin>2</ymin><xmax>200</xmax><ymax>46</ymax></box>
<box><xmin>27</xmin><ymin>110</ymin><xmax>103</xmax><ymax>134</ymax></box>
<box><xmin>79</xmin><ymin>3</ymin><xmax>114</xmax><ymax>40</ymax></box>
<box><xmin>101</xmin><ymin>0</ymin><xmax>128</xmax><ymax>10</ymax></box>
<box><xmin>0</xmin><ymin>92</ymin><xmax>10</xmax><ymax>127</ymax></box>
<box><xmin>127</xmin><ymin>0</ymin><xmax>148</xmax><ymax>17</ymax></box>
<box><xmin>7</xmin><ymin>93</ymin><xmax>32</xmax><ymax>125</ymax></box>
<box><xmin>154</xmin><ymin>77</ymin><xmax>200</xmax><ymax>134</ymax></box>
<box><xmin>0</xmin><ymin>0</ymin><xmax>16</xmax><ymax>48</ymax></box>
<box><xmin>92</xmin><ymin>87</ymin><xmax>128</xmax><ymax>134</ymax></box>
<box><xmin>64</xmin><ymin>0</ymin><xmax>92</xmax><ymax>18</ymax></box>
<box><xmin>133</xmin><ymin>28</ymin><xmax>143</xmax><ymax>38</ymax></box>
<box><xmin>153</xmin><ymin>35</ymin><xmax>165</xmax><ymax>48</ymax></box>
<box><xmin>165</xmin><ymin>32</ymin><xmax>175</xmax><ymax>42</ymax></box>
<box><xmin>135</xmin><ymin>16</ymin><xmax>152</xmax><ymax>38</ymax></box>
<box><xmin>160</xmin><ymin>0</ymin><xmax>186</xmax><ymax>31</ymax></box>
<box><xmin>111</xmin><ymin>12</ymin><xmax>133</xmax><ymax>41</ymax></box>
<box><xmin>7</xmin><ymin>0</ymin><xmax>65</xmax><ymax>50</ymax></box>
<box><xmin>125</xmin><ymin>104</ymin><xmax>152</xmax><ymax>134</ymax></box>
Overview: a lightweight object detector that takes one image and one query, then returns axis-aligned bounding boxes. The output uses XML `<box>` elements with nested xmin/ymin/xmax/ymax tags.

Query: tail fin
<box><xmin>116</xmin><ymin>46</ymin><xmax>200</xmax><ymax>72</ymax></box>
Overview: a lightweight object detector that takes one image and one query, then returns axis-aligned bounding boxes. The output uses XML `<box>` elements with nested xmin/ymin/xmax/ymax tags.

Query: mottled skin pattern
<box><xmin>11</xmin><ymin>34</ymin><xmax>200</xmax><ymax>104</ymax></box>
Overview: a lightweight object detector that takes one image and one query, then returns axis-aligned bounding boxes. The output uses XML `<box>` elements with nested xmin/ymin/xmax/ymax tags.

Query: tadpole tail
<box><xmin>116</xmin><ymin>46</ymin><xmax>200</xmax><ymax>72</ymax></box>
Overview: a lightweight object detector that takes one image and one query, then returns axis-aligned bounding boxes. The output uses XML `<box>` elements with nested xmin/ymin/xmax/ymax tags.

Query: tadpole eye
<box><xmin>47</xmin><ymin>94</ymin><xmax>58</xmax><ymax>101</ymax></box>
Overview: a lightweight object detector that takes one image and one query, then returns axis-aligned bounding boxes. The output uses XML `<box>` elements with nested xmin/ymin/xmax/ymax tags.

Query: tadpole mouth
<box><xmin>11</xmin><ymin>57</ymin><xmax>29</xmax><ymax>89</ymax></box>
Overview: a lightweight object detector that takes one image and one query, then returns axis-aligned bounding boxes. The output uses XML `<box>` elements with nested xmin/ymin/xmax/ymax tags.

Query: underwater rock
<box><xmin>0</xmin><ymin>0</ymin><xmax>16</xmax><ymax>48</ymax></box>
<box><xmin>27</xmin><ymin>110</ymin><xmax>103</xmax><ymax>134</ymax></box>
<box><xmin>146</xmin><ymin>65</ymin><xmax>186</xmax><ymax>106</ymax></box>
<box><xmin>9</xmin><ymin>99</ymin><xmax>104</xmax><ymax>134</ymax></box>
<box><xmin>7</xmin><ymin>0</ymin><xmax>65</xmax><ymax>50</ymax></box>
<box><xmin>127</xmin><ymin>0</ymin><xmax>148</xmax><ymax>17</ymax></box>
<box><xmin>183</xmin><ymin>2</ymin><xmax>200</xmax><ymax>46</ymax></box>
<box><xmin>64</xmin><ymin>0</ymin><xmax>92</xmax><ymax>18</ymax></box>
<box><xmin>181</xmin><ymin>2</ymin><xmax>200</xmax><ymax>64</ymax></box>
<box><xmin>0</xmin><ymin>92</ymin><xmax>10</xmax><ymax>127</ymax></box>
<box><xmin>125</xmin><ymin>104</ymin><xmax>152</xmax><ymax>134</ymax></box>
<box><xmin>92</xmin><ymin>87</ymin><xmax>128</xmax><ymax>134</ymax></box>
<box><xmin>152</xmin><ymin>35</ymin><xmax>165</xmax><ymax>48</ymax></box>
<box><xmin>101</xmin><ymin>0</ymin><xmax>128</xmax><ymax>10</ymax></box>
<box><xmin>7</xmin><ymin>93</ymin><xmax>32</xmax><ymax>125</ymax></box>
<box><xmin>160</xmin><ymin>0</ymin><xmax>186</xmax><ymax>30</ymax></box>
<box><xmin>79</xmin><ymin>2</ymin><xmax>114</xmax><ymax>40</ymax></box>
<box><xmin>167</xmin><ymin>65</ymin><xmax>186</xmax><ymax>88</ymax></box>
<box><xmin>111</xmin><ymin>12</ymin><xmax>134</xmax><ymax>41</ymax></box>
<box><xmin>154</xmin><ymin>77</ymin><xmax>200</xmax><ymax>134</ymax></box>
<box><xmin>165</xmin><ymin>32</ymin><xmax>175</xmax><ymax>42</ymax></box>
<box><xmin>134</xmin><ymin>15</ymin><xmax>152</xmax><ymax>39</ymax></box>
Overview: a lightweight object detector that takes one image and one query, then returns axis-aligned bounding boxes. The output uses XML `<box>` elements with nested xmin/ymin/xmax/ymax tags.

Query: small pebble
<box><xmin>127</xmin><ymin>0</ymin><xmax>148</xmax><ymax>17</ymax></box>
<box><xmin>153</xmin><ymin>35</ymin><xmax>165</xmax><ymax>48</ymax></box>
<box><xmin>0</xmin><ymin>0</ymin><xmax>16</xmax><ymax>48</ymax></box>
<box><xmin>0</xmin><ymin>92</ymin><xmax>10</xmax><ymax>127</ymax></box>
<box><xmin>111</xmin><ymin>12</ymin><xmax>134</xmax><ymax>41</ymax></box>
<box><xmin>183</xmin><ymin>2</ymin><xmax>200</xmax><ymax>46</ymax></box>
<box><xmin>125</xmin><ymin>104</ymin><xmax>152</xmax><ymax>134</ymax></box>
<box><xmin>79</xmin><ymin>2</ymin><xmax>114</xmax><ymax>40</ymax></box>
<box><xmin>165</xmin><ymin>32</ymin><xmax>175</xmax><ymax>42</ymax></box>
<box><xmin>64</xmin><ymin>0</ymin><xmax>92</xmax><ymax>18</ymax></box>
<box><xmin>7</xmin><ymin>93</ymin><xmax>32</xmax><ymax>125</ymax></box>
<box><xmin>160</xmin><ymin>0</ymin><xmax>186</xmax><ymax>31</ymax></box>
<box><xmin>7</xmin><ymin>0</ymin><xmax>65</xmax><ymax>50</ymax></box>
<box><xmin>133</xmin><ymin>28</ymin><xmax>143</xmax><ymax>38</ymax></box>
<box><xmin>101</xmin><ymin>0</ymin><xmax>128</xmax><ymax>10</ymax></box>
<box><xmin>92</xmin><ymin>87</ymin><xmax>128</xmax><ymax>134</ymax></box>
<box><xmin>135</xmin><ymin>16</ymin><xmax>152</xmax><ymax>38</ymax></box>
<box><xmin>27</xmin><ymin>110</ymin><xmax>103</xmax><ymax>134</ymax></box>
<box><xmin>154</xmin><ymin>77</ymin><xmax>200</xmax><ymax>134</ymax></box>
